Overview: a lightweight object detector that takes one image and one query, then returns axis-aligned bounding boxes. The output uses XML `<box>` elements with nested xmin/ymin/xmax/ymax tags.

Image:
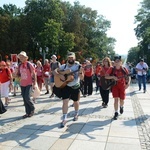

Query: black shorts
<box><xmin>61</xmin><ymin>86</ymin><xmax>80</xmax><ymax>101</ymax></box>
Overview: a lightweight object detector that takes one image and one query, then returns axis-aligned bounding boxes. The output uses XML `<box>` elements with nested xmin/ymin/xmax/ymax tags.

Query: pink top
<box><xmin>20</xmin><ymin>62</ymin><xmax>35</xmax><ymax>86</ymax></box>
<box><xmin>36</xmin><ymin>66</ymin><xmax>43</xmax><ymax>76</ymax></box>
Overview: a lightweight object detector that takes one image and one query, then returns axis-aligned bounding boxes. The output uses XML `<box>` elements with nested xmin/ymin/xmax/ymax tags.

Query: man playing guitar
<box><xmin>53</xmin><ymin>52</ymin><xmax>84</xmax><ymax>128</ymax></box>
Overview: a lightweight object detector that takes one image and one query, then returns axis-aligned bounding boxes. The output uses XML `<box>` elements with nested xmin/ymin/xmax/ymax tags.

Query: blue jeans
<box><xmin>137</xmin><ymin>75</ymin><xmax>146</xmax><ymax>91</ymax></box>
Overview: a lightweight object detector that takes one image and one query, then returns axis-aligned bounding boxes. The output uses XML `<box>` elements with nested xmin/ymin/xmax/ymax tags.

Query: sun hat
<box><xmin>51</xmin><ymin>55</ymin><xmax>57</xmax><ymax>59</ymax></box>
<box><xmin>18</xmin><ymin>51</ymin><xmax>28</xmax><ymax>58</ymax></box>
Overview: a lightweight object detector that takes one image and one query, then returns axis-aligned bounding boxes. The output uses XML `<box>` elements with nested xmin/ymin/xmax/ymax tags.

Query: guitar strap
<box><xmin>111</xmin><ymin>66</ymin><xmax>127</xmax><ymax>76</ymax></box>
<box><xmin>111</xmin><ymin>67</ymin><xmax>129</xmax><ymax>85</ymax></box>
<box><xmin>110</xmin><ymin>67</ymin><xmax>116</xmax><ymax>76</ymax></box>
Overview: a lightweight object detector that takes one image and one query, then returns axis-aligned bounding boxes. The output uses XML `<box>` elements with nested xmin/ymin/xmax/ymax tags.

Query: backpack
<box><xmin>50</xmin><ymin>62</ymin><xmax>59</xmax><ymax>69</ymax></box>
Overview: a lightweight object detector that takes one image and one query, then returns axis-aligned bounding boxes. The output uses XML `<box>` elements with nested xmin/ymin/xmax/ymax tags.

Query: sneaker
<box><xmin>73</xmin><ymin>115</ymin><xmax>78</xmax><ymax>121</ymax></box>
<box><xmin>60</xmin><ymin>120</ymin><xmax>67</xmax><ymax>128</ymax></box>
<box><xmin>49</xmin><ymin>93</ymin><xmax>54</xmax><ymax>98</ymax></box>
<box><xmin>143</xmin><ymin>90</ymin><xmax>146</xmax><ymax>93</ymax></box>
<box><xmin>70</xmin><ymin>103</ymin><xmax>74</xmax><ymax>107</ymax></box>
<box><xmin>23</xmin><ymin>114</ymin><xmax>29</xmax><ymax>119</ymax></box>
<box><xmin>102</xmin><ymin>102</ymin><xmax>105</xmax><ymax>107</ymax></box>
<box><xmin>120</xmin><ymin>107</ymin><xmax>124</xmax><ymax>114</ymax></box>
<box><xmin>9</xmin><ymin>93</ymin><xmax>13</xmax><ymax>96</ymax></box>
<box><xmin>113</xmin><ymin>112</ymin><xmax>118</xmax><ymax>120</ymax></box>
<box><xmin>103</xmin><ymin>104</ymin><xmax>108</xmax><ymax>108</ymax></box>
<box><xmin>13</xmin><ymin>93</ymin><xmax>16</xmax><ymax>96</ymax></box>
<box><xmin>45</xmin><ymin>91</ymin><xmax>49</xmax><ymax>94</ymax></box>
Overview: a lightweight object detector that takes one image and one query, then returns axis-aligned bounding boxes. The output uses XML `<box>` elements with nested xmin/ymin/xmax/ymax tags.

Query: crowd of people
<box><xmin>0</xmin><ymin>51</ymin><xmax>149</xmax><ymax>127</ymax></box>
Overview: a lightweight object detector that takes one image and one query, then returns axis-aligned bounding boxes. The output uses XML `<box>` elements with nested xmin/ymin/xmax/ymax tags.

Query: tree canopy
<box><xmin>0</xmin><ymin>0</ymin><xmax>116</xmax><ymax>63</ymax></box>
<box><xmin>128</xmin><ymin>0</ymin><xmax>150</xmax><ymax>65</ymax></box>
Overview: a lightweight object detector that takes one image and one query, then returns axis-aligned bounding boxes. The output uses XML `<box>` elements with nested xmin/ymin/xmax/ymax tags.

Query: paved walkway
<box><xmin>0</xmin><ymin>84</ymin><xmax>150</xmax><ymax>150</ymax></box>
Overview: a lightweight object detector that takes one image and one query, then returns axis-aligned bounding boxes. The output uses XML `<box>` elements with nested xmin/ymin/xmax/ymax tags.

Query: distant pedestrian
<box><xmin>49</xmin><ymin>55</ymin><xmax>61</xmax><ymax>98</ymax></box>
<box><xmin>136</xmin><ymin>59</ymin><xmax>148</xmax><ymax>93</ymax></box>
<box><xmin>43</xmin><ymin>59</ymin><xmax>50</xmax><ymax>94</ymax></box>
<box><xmin>17</xmin><ymin>51</ymin><xmax>36</xmax><ymax>118</ymax></box>
<box><xmin>83</xmin><ymin>60</ymin><xmax>94</xmax><ymax>97</ymax></box>
<box><xmin>36</xmin><ymin>61</ymin><xmax>43</xmax><ymax>92</ymax></box>
<box><xmin>12</xmin><ymin>66</ymin><xmax>20</xmax><ymax>96</ymax></box>
<box><xmin>94</xmin><ymin>62</ymin><xmax>102</xmax><ymax>93</ymax></box>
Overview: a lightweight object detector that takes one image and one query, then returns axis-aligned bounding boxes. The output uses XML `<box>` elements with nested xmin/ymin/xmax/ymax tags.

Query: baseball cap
<box><xmin>114</xmin><ymin>56</ymin><xmax>121</xmax><ymax>61</ymax></box>
<box><xmin>67</xmin><ymin>52</ymin><xmax>75</xmax><ymax>58</ymax></box>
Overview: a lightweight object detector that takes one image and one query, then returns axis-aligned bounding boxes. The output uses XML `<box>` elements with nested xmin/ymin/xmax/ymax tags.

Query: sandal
<box><xmin>28</xmin><ymin>111</ymin><xmax>34</xmax><ymax>117</ymax></box>
<box><xmin>23</xmin><ymin>114</ymin><xmax>29</xmax><ymax>118</ymax></box>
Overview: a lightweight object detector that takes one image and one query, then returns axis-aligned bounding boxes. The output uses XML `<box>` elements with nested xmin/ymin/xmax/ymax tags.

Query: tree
<box><xmin>134</xmin><ymin>0</ymin><xmax>150</xmax><ymax>64</ymax></box>
<box><xmin>127</xmin><ymin>46</ymin><xmax>140</xmax><ymax>65</ymax></box>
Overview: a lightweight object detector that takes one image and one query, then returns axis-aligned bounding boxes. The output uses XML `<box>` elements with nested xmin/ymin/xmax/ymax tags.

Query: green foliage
<box><xmin>0</xmin><ymin>0</ymin><xmax>116</xmax><ymax>62</ymax></box>
<box><xmin>127</xmin><ymin>47</ymin><xmax>140</xmax><ymax>65</ymax></box>
<box><xmin>134</xmin><ymin>0</ymin><xmax>150</xmax><ymax>65</ymax></box>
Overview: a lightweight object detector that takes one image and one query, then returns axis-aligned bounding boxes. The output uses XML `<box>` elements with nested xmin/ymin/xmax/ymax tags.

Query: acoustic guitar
<box><xmin>100</xmin><ymin>74</ymin><xmax>133</xmax><ymax>90</ymax></box>
<box><xmin>54</xmin><ymin>69</ymin><xmax>80</xmax><ymax>88</ymax></box>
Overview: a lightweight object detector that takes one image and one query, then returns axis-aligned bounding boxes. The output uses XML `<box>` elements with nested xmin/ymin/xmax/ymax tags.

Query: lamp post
<box><xmin>39</xmin><ymin>47</ymin><xmax>49</xmax><ymax>64</ymax></box>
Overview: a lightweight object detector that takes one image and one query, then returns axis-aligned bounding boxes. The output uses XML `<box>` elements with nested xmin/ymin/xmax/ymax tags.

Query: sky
<box><xmin>0</xmin><ymin>0</ymin><xmax>142</xmax><ymax>55</ymax></box>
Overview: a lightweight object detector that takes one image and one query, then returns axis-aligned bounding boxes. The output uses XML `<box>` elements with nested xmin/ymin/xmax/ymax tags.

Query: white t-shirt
<box><xmin>136</xmin><ymin>62</ymin><xmax>148</xmax><ymax>76</ymax></box>
<box><xmin>59</xmin><ymin>63</ymin><xmax>80</xmax><ymax>87</ymax></box>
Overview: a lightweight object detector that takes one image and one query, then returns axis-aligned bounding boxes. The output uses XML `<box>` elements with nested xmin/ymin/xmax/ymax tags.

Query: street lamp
<box><xmin>39</xmin><ymin>47</ymin><xmax>49</xmax><ymax>64</ymax></box>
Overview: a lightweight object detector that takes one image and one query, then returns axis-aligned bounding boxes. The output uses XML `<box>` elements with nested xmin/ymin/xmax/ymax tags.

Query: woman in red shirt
<box><xmin>99</xmin><ymin>57</ymin><xmax>112</xmax><ymax>108</ymax></box>
<box><xmin>36</xmin><ymin>61</ymin><xmax>43</xmax><ymax>92</ymax></box>
<box><xmin>83</xmin><ymin>61</ymin><xmax>94</xmax><ymax>97</ymax></box>
<box><xmin>0</xmin><ymin>61</ymin><xmax>13</xmax><ymax>106</ymax></box>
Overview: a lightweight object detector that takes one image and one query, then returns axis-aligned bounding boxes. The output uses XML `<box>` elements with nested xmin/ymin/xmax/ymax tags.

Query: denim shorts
<box><xmin>50</xmin><ymin>75</ymin><xmax>54</xmax><ymax>83</ymax></box>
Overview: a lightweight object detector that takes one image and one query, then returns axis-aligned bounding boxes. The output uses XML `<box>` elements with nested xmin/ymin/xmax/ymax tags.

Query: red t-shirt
<box><xmin>43</xmin><ymin>64</ymin><xmax>50</xmax><ymax>78</ymax></box>
<box><xmin>95</xmin><ymin>65</ymin><xmax>102</xmax><ymax>75</ymax></box>
<box><xmin>106</xmin><ymin>67</ymin><xmax>129</xmax><ymax>84</ymax></box>
<box><xmin>84</xmin><ymin>66</ymin><xmax>93</xmax><ymax>77</ymax></box>
<box><xmin>0</xmin><ymin>68</ymin><xmax>11</xmax><ymax>83</ymax></box>
<box><xmin>100</xmin><ymin>66</ymin><xmax>110</xmax><ymax>76</ymax></box>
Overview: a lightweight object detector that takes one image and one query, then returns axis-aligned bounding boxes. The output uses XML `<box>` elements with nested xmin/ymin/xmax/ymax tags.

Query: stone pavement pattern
<box><xmin>0</xmin><ymin>84</ymin><xmax>150</xmax><ymax>150</ymax></box>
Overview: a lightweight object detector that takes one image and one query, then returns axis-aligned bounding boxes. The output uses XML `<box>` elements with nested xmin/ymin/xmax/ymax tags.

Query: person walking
<box><xmin>54</xmin><ymin>52</ymin><xmax>84</xmax><ymax>128</ymax></box>
<box><xmin>83</xmin><ymin>60</ymin><xmax>94</xmax><ymax>97</ymax></box>
<box><xmin>99</xmin><ymin>57</ymin><xmax>112</xmax><ymax>108</ymax></box>
<box><xmin>49</xmin><ymin>55</ymin><xmax>60</xmax><ymax>98</ymax></box>
<box><xmin>36</xmin><ymin>61</ymin><xmax>43</xmax><ymax>93</ymax></box>
<box><xmin>17</xmin><ymin>51</ymin><xmax>36</xmax><ymax>118</ymax></box>
<box><xmin>94</xmin><ymin>62</ymin><xmax>102</xmax><ymax>93</ymax></box>
<box><xmin>43</xmin><ymin>59</ymin><xmax>50</xmax><ymax>94</ymax></box>
<box><xmin>136</xmin><ymin>59</ymin><xmax>148</xmax><ymax>93</ymax></box>
<box><xmin>0</xmin><ymin>61</ymin><xmax>13</xmax><ymax>106</ymax></box>
<box><xmin>105</xmin><ymin>56</ymin><xmax>131</xmax><ymax>120</ymax></box>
